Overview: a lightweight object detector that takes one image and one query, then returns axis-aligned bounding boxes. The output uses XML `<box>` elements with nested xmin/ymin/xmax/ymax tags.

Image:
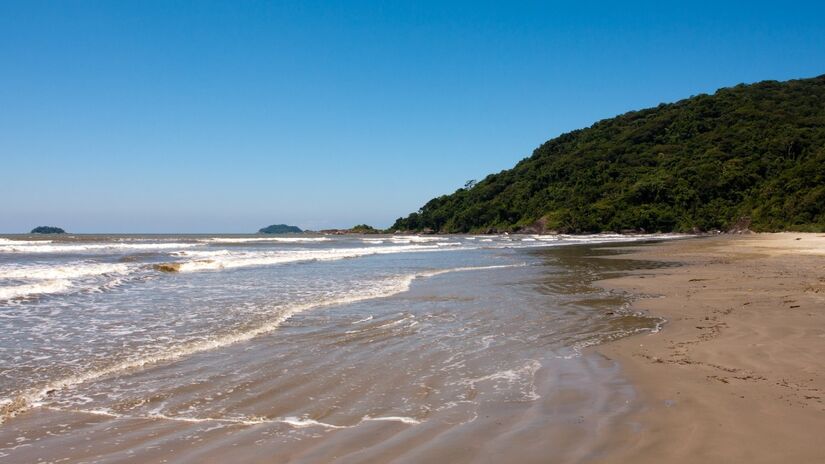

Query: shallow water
<box><xmin>0</xmin><ymin>233</ymin><xmax>679</xmax><ymax>462</ymax></box>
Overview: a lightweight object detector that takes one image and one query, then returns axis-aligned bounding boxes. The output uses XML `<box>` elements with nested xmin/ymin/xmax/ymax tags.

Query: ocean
<box><xmin>0</xmin><ymin>233</ymin><xmax>677</xmax><ymax>462</ymax></box>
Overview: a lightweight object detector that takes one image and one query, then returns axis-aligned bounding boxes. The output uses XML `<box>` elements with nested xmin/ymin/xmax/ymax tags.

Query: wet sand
<box><xmin>6</xmin><ymin>234</ymin><xmax>821</xmax><ymax>463</ymax></box>
<box><xmin>0</xmin><ymin>242</ymin><xmax>669</xmax><ymax>463</ymax></box>
<box><xmin>596</xmin><ymin>233</ymin><xmax>825</xmax><ymax>463</ymax></box>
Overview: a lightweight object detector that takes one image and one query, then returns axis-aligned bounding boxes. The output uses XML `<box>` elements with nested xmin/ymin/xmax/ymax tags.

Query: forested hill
<box><xmin>391</xmin><ymin>75</ymin><xmax>825</xmax><ymax>233</ymax></box>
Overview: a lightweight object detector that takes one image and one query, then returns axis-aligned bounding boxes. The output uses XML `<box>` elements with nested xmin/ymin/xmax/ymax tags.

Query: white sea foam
<box><xmin>0</xmin><ymin>262</ymin><xmax>135</xmax><ymax>301</ymax></box>
<box><xmin>0</xmin><ymin>280</ymin><xmax>74</xmax><ymax>300</ymax></box>
<box><xmin>417</xmin><ymin>263</ymin><xmax>525</xmax><ymax>279</ymax></box>
<box><xmin>352</xmin><ymin>315</ymin><xmax>374</xmax><ymax>324</ymax></box>
<box><xmin>277</xmin><ymin>415</ymin><xmax>420</xmax><ymax>428</ymax></box>
<box><xmin>200</xmin><ymin>237</ymin><xmax>331</xmax><ymax>243</ymax></box>
<box><xmin>389</xmin><ymin>236</ymin><xmax>443</xmax><ymax>243</ymax></box>
<box><xmin>0</xmin><ymin>242</ymin><xmax>200</xmax><ymax>253</ymax></box>
<box><xmin>459</xmin><ymin>359</ymin><xmax>542</xmax><ymax>401</ymax></box>
<box><xmin>169</xmin><ymin>244</ymin><xmax>454</xmax><ymax>272</ymax></box>
<box><xmin>58</xmin><ymin>407</ymin><xmax>420</xmax><ymax>428</ymax></box>
<box><xmin>171</xmin><ymin>249</ymin><xmax>233</xmax><ymax>258</ymax></box>
<box><xmin>0</xmin><ymin>263</ymin><xmax>524</xmax><ymax>424</ymax></box>
<box><xmin>362</xmin><ymin>415</ymin><xmax>421</xmax><ymax>425</ymax></box>
<box><xmin>0</xmin><ymin>262</ymin><xmax>130</xmax><ymax>280</ymax></box>
<box><xmin>0</xmin><ymin>238</ymin><xmax>53</xmax><ymax>245</ymax></box>
<box><xmin>280</xmin><ymin>416</ymin><xmax>348</xmax><ymax>429</ymax></box>
<box><xmin>502</xmin><ymin>233</ymin><xmax>686</xmax><ymax>248</ymax></box>
<box><xmin>5</xmin><ymin>279</ymin><xmax>417</xmax><ymax>420</ymax></box>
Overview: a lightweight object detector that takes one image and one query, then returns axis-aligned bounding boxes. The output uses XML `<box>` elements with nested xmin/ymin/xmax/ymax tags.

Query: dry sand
<box><xmin>596</xmin><ymin>233</ymin><xmax>825</xmax><ymax>463</ymax></box>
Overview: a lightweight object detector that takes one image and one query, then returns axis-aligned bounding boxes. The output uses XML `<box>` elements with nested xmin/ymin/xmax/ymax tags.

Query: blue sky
<box><xmin>2</xmin><ymin>1</ymin><xmax>824</xmax><ymax>233</ymax></box>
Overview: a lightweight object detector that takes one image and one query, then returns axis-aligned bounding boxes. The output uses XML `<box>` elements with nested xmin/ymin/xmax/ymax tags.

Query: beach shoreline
<box><xmin>0</xmin><ymin>235</ymin><xmax>672</xmax><ymax>463</ymax></box>
<box><xmin>2</xmin><ymin>234</ymin><xmax>823</xmax><ymax>462</ymax></box>
<box><xmin>593</xmin><ymin>233</ymin><xmax>825</xmax><ymax>463</ymax></box>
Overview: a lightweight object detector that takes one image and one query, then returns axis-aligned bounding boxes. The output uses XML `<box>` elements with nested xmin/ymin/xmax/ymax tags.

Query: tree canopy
<box><xmin>30</xmin><ymin>226</ymin><xmax>66</xmax><ymax>234</ymax></box>
<box><xmin>259</xmin><ymin>224</ymin><xmax>302</xmax><ymax>234</ymax></box>
<box><xmin>391</xmin><ymin>75</ymin><xmax>825</xmax><ymax>233</ymax></box>
<box><xmin>349</xmin><ymin>224</ymin><xmax>380</xmax><ymax>234</ymax></box>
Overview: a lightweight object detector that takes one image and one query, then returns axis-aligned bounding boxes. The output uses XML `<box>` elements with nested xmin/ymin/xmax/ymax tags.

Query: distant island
<box><xmin>259</xmin><ymin>224</ymin><xmax>303</xmax><ymax>234</ymax></box>
<box><xmin>320</xmin><ymin>224</ymin><xmax>381</xmax><ymax>235</ymax></box>
<box><xmin>392</xmin><ymin>75</ymin><xmax>825</xmax><ymax>234</ymax></box>
<box><xmin>348</xmin><ymin>224</ymin><xmax>380</xmax><ymax>234</ymax></box>
<box><xmin>30</xmin><ymin>226</ymin><xmax>66</xmax><ymax>234</ymax></box>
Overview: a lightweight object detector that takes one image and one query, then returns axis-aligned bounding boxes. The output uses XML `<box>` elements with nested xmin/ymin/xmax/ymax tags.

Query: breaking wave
<box><xmin>160</xmin><ymin>244</ymin><xmax>459</xmax><ymax>273</ymax></box>
<box><xmin>0</xmin><ymin>262</ymin><xmax>135</xmax><ymax>301</ymax></box>
<box><xmin>0</xmin><ymin>263</ymin><xmax>523</xmax><ymax>425</ymax></box>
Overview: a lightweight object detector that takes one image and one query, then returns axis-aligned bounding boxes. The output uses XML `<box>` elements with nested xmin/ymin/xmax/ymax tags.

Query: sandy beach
<box><xmin>596</xmin><ymin>233</ymin><xmax>825</xmax><ymax>463</ymax></box>
<box><xmin>2</xmin><ymin>234</ymin><xmax>824</xmax><ymax>463</ymax></box>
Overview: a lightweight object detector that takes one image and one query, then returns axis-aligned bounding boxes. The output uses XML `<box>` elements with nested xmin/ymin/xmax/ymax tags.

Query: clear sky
<box><xmin>2</xmin><ymin>1</ymin><xmax>824</xmax><ymax>233</ymax></box>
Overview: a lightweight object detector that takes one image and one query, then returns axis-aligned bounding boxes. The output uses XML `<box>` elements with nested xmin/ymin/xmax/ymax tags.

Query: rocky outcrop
<box><xmin>153</xmin><ymin>263</ymin><xmax>182</xmax><ymax>273</ymax></box>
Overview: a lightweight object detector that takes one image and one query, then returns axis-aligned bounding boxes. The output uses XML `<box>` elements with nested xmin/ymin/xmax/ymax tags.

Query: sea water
<box><xmin>0</xmin><ymin>233</ymin><xmax>678</xmax><ymax>462</ymax></box>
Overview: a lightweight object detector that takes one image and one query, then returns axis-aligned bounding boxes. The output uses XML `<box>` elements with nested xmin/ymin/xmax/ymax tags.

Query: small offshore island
<box><xmin>29</xmin><ymin>226</ymin><xmax>65</xmax><ymax>234</ymax></box>
<box><xmin>320</xmin><ymin>224</ymin><xmax>382</xmax><ymax>235</ymax></box>
<box><xmin>258</xmin><ymin>224</ymin><xmax>302</xmax><ymax>234</ymax></box>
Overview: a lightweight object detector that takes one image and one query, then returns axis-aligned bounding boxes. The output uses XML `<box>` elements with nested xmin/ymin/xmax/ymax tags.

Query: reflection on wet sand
<box><xmin>0</xmin><ymin>241</ymin><xmax>676</xmax><ymax>463</ymax></box>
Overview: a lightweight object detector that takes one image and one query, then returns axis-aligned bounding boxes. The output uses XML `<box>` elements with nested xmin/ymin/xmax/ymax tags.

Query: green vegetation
<box><xmin>259</xmin><ymin>224</ymin><xmax>302</xmax><ymax>234</ymax></box>
<box><xmin>392</xmin><ymin>75</ymin><xmax>825</xmax><ymax>233</ymax></box>
<box><xmin>30</xmin><ymin>226</ymin><xmax>65</xmax><ymax>234</ymax></box>
<box><xmin>349</xmin><ymin>224</ymin><xmax>380</xmax><ymax>234</ymax></box>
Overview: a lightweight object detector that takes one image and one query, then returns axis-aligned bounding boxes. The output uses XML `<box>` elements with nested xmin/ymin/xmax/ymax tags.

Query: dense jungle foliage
<box><xmin>391</xmin><ymin>75</ymin><xmax>825</xmax><ymax>233</ymax></box>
